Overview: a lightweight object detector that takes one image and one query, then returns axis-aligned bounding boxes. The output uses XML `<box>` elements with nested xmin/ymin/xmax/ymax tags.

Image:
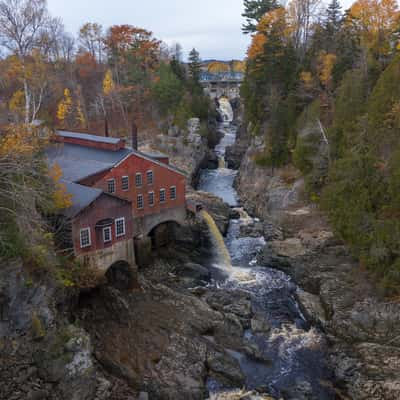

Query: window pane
<box><xmin>135</xmin><ymin>173</ymin><xmax>142</xmax><ymax>187</ymax></box>
<box><xmin>103</xmin><ymin>227</ymin><xmax>112</xmax><ymax>243</ymax></box>
<box><xmin>160</xmin><ymin>189</ymin><xmax>166</xmax><ymax>203</ymax></box>
<box><xmin>148</xmin><ymin>192</ymin><xmax>154</xmax><ymax>206</ymax></box>
<box><xmin>115</xmin><ymin>218</ymin><xmax>125</xmax><ymax>237</ymax></box>
<box><xmin>170</xmin><ymin>186</ymin><xmax>177</xmax><ymax>200</ymax></box>
<box><xmin>147</xmin><ymin>170</ymin><xmax>153</xmax><ymax>185</ymax></box>
<box><xmin>107</xmin><ymin>179</ymin><xmax>115</xmax><ymax>193</ymax></box>
<box><xmin>80</xmin><ymin>228</ymin><xmax>91</xmax><ymax>248</ymax></box>
<box><xmin>122</xmin><ymin>176</ymin><xmax>129</xmax><ymax>191</ymax></box>
<box><xmin>137</xmin><ymin>194</ymin><xmax>144</xmax><ymax>209</ymax></box>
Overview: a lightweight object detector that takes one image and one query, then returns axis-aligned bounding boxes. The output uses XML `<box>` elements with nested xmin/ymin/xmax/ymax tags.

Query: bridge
<box><xmin>200</xmin><ymin>72</ymin><xmax>244</xmax><ymax>100</ymax></box>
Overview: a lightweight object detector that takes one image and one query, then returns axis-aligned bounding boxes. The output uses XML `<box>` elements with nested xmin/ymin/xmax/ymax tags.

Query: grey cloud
<box><xmin>47</xmin><ymin>0</ymin><xmax>250</xmax><ymax>60</ymax></box>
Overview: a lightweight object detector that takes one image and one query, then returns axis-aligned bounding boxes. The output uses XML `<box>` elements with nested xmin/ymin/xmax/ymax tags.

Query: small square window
<box><xmin>137</xmin><ymin>194</ymin><xmax>144</xmax><ymax>209</ymax></box>
<box><xmin>147</xmin><ymin>170</ymin><xmax>153</xmax><ymax>185</ymax></box>
<box><xmin>170</xmin><ymin>186</ymin><xmax>177</xmax><ymax>200</ymax></box>
<box><xmin>135</xmin><ymin>173</ymin><xmax>142</xmax><ymax>187</ymax></box>
<box><xmin>122</xmin><ymin>176</ymin><xmax>129</xmax><ymax>191</ymax></box>
<box><xmin>107</xmin><ymin>179</ymin><xmax>116</xmax><ymax>194</ymax></box>
<box><xmin>148</xmin><ymin>191</ymin><xmax>155</xmax><ymax>207</ymax></box>
<box><xmin>103</xmin><ymin>226</ymin><xmax>112</xmax><ymax>243</ymax></box>
<box><xmin>160</xmin><ymin>188</ymin><xmax>166</xmax><ymax>203</ymax></box>
<box><xmin>115</xmin><ymin>218</ymin><xmax>126</xmax><ymax>237</ymax></box>
<box><xmin>80</xmin><ymin>228</ymin><xmax>91</xmax><ymax>248</ymax></box>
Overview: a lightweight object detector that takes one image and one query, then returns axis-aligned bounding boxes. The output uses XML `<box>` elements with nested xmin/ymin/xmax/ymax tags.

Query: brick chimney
<box><xmin>105</xmin><ymin>118</ymin><xmax>109</xmax><ymax>137</ymax></box>
<box><xmin>131</xmin><ymin>120</ymin><xmax>138</xmax><ymax>150</ymax></box>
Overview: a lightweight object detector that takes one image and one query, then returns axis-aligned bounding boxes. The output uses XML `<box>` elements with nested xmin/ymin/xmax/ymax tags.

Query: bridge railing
<box><xmin>200</xmin><ymin>72</ymin><xmax>244</xmax><ymax>82</ymax></box>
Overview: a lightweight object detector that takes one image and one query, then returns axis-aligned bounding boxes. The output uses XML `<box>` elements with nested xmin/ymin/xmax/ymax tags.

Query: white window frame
<box><xmin>115</xmin><ymin>217</ymin><xmax>126</xmax><ymax>237</ymax></box>
<box><xmin>170</xmin><ymin>185</ymin><xmax>177</xmax><ymax>200</ymax></box>
<box><xmin>80</xmin><ymin>227</ymin><xmax>91</xmax><ymax>248</ymax></box>
<box><xmin>107</xmin><ymin>178</ymin><xmax>116</xmax><ymax>194</ymax></box>
<box><xmin>103</xmin><ymin>226</ymin><xmax>112</xmax><ymax>243</ymax></box>
<box><xmin>137</xmin><ymin>194</ymin><xmax>144</xmax><ymax>210</ymax></box>
<box><xmin>148</xmin><ymin>191</ymin><xmax>155</xmax><ymax>207</ymax></box>
<box><xmin>121</xmin><ymin>176</ymin><xmax>129</xmax><ymax>191</ymax></box>
<box><xmin>160</xmin><ymin>188</ymin><xmax>166</xmax><ymax>203</ymax></box>
<box><xmin>135</xmin><ymin>173</ymin><xmax>143</xmax><ymax>187</ymax></box>
<box><xmin>146</xmin><ymin>170</ymin><xmax>154</xmax><ymax>185</ymax></box>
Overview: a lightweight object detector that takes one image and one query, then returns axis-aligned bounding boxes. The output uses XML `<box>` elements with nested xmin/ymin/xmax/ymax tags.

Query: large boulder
<box><xmin>206</xmin><ymin>351</ymin><xmax>246</xmax><ymax>387</ymax></box>
<box><xmin>187</xmin><ymin>190</ymin><xmax>232</xmax><ymax>235</ymax></box>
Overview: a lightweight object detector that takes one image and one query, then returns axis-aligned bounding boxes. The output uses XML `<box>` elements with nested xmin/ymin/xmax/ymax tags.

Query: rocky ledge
<box><xmin>235</xmin><ymin>137</ymin><xmax>400</xmax><ymax>400</ymax></box>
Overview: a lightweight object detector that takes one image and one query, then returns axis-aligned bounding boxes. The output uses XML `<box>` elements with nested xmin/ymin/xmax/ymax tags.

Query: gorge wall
<box><xmin>231</xmin><ymin>126</ymin><xmax>400</xmax><ymax>400</ymax></box>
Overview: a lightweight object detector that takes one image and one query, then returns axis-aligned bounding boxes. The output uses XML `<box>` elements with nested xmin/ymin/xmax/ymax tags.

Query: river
<box><xmin>198</xmin><ymin>115</ymin><xmax>337</xmax><ymax>399</ymax></box>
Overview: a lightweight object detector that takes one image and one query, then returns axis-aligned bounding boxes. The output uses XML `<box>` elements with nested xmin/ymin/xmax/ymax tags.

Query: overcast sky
<box><xmin>47</xmin><ymin>0</ymin><xmax>250</xmax><ymax>61</ymax></box>
<box><xmin>47</xmin><ymin>0</ymin><xmax>355</xmax><ymax>61</ymax></box>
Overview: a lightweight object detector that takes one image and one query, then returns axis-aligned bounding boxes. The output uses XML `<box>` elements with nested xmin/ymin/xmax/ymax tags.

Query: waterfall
<box><xmin>218</xmin><ymin>156</ymin><xmax>226</xmax><ymax>169</ymax></box>
<box><xmin>200</xmin><ymin>210</ymin><xmax>232</xmax><ymax>268</ymax></box>
<box><xmin>217</xmin><ymin>97</ymin><xmax>234</xmax><ymax>123</ymax></box>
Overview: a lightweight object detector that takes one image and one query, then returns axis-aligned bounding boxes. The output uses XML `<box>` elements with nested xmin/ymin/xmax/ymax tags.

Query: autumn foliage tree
<box><xmin>242</xmin><ymin>0</ymin><xmax>400</xmax><ymax>292</ymax></box>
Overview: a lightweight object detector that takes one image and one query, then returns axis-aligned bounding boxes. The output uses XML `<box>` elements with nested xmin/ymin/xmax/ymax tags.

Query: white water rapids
<box><xmin>198</xmin><ymin>122</ymin><xmax>336</xmax><ymax>399</ymax></box>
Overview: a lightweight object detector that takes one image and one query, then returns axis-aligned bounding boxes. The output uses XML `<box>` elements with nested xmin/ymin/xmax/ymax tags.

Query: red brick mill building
<box><xmin>47</xmin><ymin>130</ymin><xmax>187</xmax><ymax>281</ymax></box>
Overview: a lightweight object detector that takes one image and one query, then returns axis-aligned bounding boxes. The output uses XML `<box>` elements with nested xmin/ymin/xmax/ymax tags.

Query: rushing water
<box><xmin>198</xmin><ymin>118</ymin><xmax>336</xmax><ymax>399</ymax></box>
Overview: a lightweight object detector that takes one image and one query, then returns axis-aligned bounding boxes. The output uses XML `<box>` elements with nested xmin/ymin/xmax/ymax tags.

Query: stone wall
<box><xmin>133</xmin><ymin>206</ymin><xmax>187</xmax><ymax>237</ymax></box>
<box><xmin>77</xmin><ymin>238</ymin><xmax>136</xmax><ymax>281</ymax></box>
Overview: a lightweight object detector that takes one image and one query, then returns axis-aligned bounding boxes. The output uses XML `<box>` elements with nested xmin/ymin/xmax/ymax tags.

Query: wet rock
<box><xmin>95</xmin><ymin>376</ymin><xmax>112</xmax><ymax>400</ymax></box>
<box><xmin>177</xmin><ymin>263</ymin><xmax>211</xmax><ymax>282</ymax></box>
<box><xmin>251</xmin><ymin>314</ymin><xmax>271</xmax><ymax>334</ymax></box>
<box><xmin>27</xmin><ymin>389</ymin><xmax>48</xmax><ymax>400</ymax></box>
<box><xmin>270</xmin><ymin>238</ymin><xmax>307</xmax><ymax>258</ymax></box>
<box><xmin>295</xmin><ymin>289</ymin><xmax>326</xmax><ymax>327</ymax></box>
<box><xmin>204</xmin><ymin>289</ymin><xmax>252</xmax><ymax>329</ymax></box>
<box><xmin>257</xmin><ymin>244</ymin><xmax>293</xmax><ymax>273</ymax></box>
<box><xmin>230</xmin><ymin>208</ymin><xmax>241</xmax><ymax>220</ymax></box>
<box><xmin>187</xmin><ymin>190</ymin><xmax>231</xmax><ymax>235</ymax></box>
<box><xmin>138</xmin><ymin>392</ymin><xmax>149</xmax><ymax>400</ymax></box>
<box><xmin>207</xmin><ymin>351</ymin><xmax>245</xmax><ymax>387</ymax></box>
<box><xmin>262</xmin><ymin>222</ymin><xmax>284</xmax><ymax>241</ymax></box>
<box><xmin>284</xmin><ymin>379</ymin><xmax>313</xmax><ymax>400</ymax></box>
<box><xmin>226</xmin><ymin>143</ymin><xmax>247</xmax><ymax>170</ymax></box>
<box><xmin>214</xmin><ymin>313</ymin><xmax>245</xmax><ymax>349</ymax></box>
<box><xmin>239</xmin><ymin>221</ymin><xmax>264</xmax><ymax>238</ymax></box>
<box><xmin>242</xmin><ymin>340</ymin><xmax>269</xmax><ymax>363</ymax></box>
<box><xmin>204</xmin><ymin>149</ymin><xmax>219</xmax><ymax>169</ymax></box>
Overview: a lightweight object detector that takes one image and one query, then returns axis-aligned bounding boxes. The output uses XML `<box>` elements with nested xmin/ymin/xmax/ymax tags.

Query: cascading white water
<box><xmin>198</xmin><ymin>120</ymin><xmax>336</xmax><ymax>399</ymax></box>
<box><xmin>217</xmin><ymin>97</ymin><xmax>234</xmax><ymax>123</ymax></box>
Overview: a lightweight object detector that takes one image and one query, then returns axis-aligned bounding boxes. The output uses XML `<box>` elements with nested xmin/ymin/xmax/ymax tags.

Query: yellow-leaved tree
<box><xmin>103</xmin><ymin>69</ymin><xmax>115</xmax><ymax>96</ymax></box>
<box><xmin>49</xmin><ymin>163</ymin><xmax>73</xmax><ymax>210</ymax></box>
<box><xmin>347</xmin><ymin>0</ymin><xmax>400</xmax><ymax>57</ymax></box>
<box><xmin>317</xmin><ymin>52</ymin><xmax>337</xmax><ymax>89</ymax></box>
<box><xmin>57</xmin><ymin>88</ymin><xmax>73</xmax><ymax>127</ymax></box>
<box><xmin>207</xmin><ymin>62</ymin><xmax>230</xmax><ymax>73</ymax></box>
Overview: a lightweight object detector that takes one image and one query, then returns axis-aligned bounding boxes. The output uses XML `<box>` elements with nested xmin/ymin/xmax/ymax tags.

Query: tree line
<box><xmin>0</xmin><ymin>0</ymin><xmax>210</xmax><ymax>134</ymax></box>
<box><xmin>0</xmin><ymin>0</ymin><xmax>210</xmax><ymax>265</ymax></box>
<box><xmin>242</xmin><ymin>0</ymin><xmax>400</xmax><ymax>294</ymax></box>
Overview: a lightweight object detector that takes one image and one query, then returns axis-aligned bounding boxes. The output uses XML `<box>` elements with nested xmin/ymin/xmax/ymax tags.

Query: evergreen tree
<box><xmin>153</xmin><ymin>63</ymin><xmax>184</xmax><ymax>115</ymax></box>
<box><xmin>188</xmin><ymin>48</ymin><xmax>201</xmax><ymax>85</ymax></box>
<box><xmin>242</xmin><ymin>0</ymin><xmax>279</xmax><ymax>34</ymax></box>
<box><xmin>325</xmin><ymin>0</ymin><xmax>343</xmax><ymax>36</ymax></box>
<box><xmin>170</xmin><ymin>56</ymin><xmax>186</xmax><ymax>82</ymax></box>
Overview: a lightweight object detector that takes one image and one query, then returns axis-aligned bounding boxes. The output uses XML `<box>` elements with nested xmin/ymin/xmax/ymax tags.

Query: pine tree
<box><xmin>242</xmin><ymin>0</ymin><xmax>279</xmax><ymax>34</ymax></box>
<box><xmin>188</xmin><ymin>48</ymin><xmax>201</xmax><ymax>84</ymax></box>
<box><xmin>325</xmin><ymin>0</ymin><xmax>343</xmax><ymax>35</ymax></box>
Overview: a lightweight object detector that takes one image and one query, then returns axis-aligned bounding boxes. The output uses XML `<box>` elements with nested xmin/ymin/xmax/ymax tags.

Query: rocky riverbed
<box><xmin>233</xmin><ymin>130</ymin><xmax>400</xmax><ymax>400</ymax></box>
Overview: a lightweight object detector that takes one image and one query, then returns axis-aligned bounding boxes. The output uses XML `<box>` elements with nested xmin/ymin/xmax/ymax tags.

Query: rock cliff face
<box><xmin>0</xmin><ymin>196</ymin><xmax>261</xmax><ymax>400</ymax></box>
<box><xmin>142</xmin><ymin>118</ymin><xmax>219</xmax><ymax>186</ymax></box>
<box><xmin>234</xmin><ymin>130</ymin><xmax>400</xmax><ymax>400</ymax></box>
<box><xmin>75</xmin><ymin>202</ymin><xmax>270</xmax><ymax>400</ymax></box>
<box><xmin>0</xmin><ymin>261</ymin><xmax>133</xmax><ymax>400</ymax></box>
